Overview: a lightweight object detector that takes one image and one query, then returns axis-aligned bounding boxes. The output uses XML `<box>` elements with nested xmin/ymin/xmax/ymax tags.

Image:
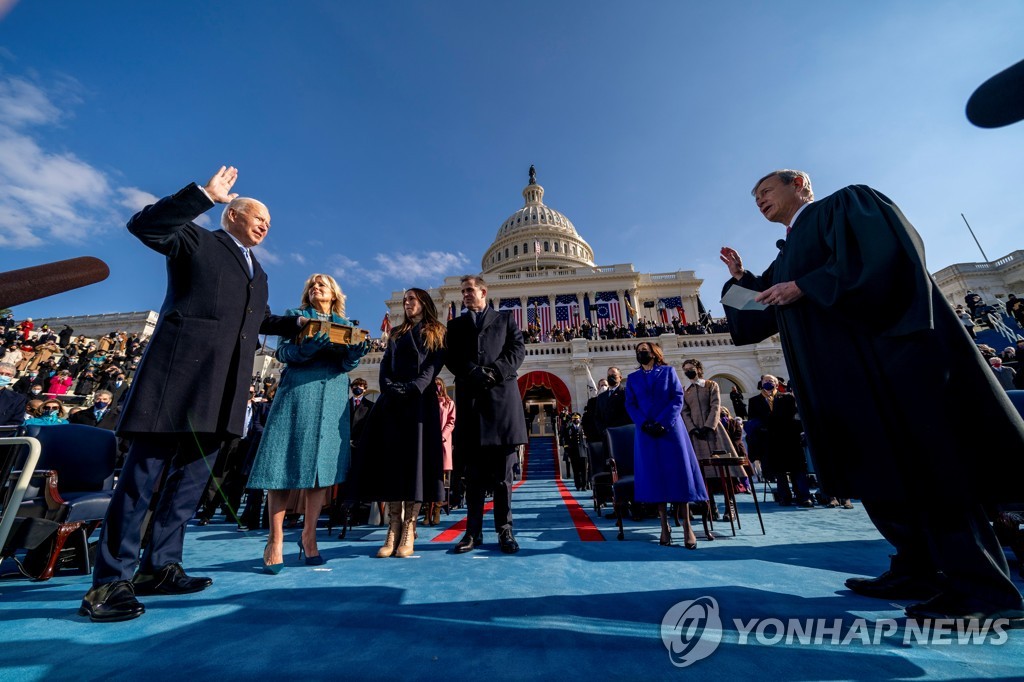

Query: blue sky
<box><xmin>2</xmin><ymin>1</ymin><xmax>1023</xmax><ymax>328</ymax></box>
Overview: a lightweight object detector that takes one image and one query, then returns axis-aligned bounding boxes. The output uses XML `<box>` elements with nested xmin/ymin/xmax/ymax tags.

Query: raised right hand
<box><xmin>719</xmin><ymin>246</ymin><xmax>744</xmax><ymax>280</ymax></box>
<box><xmin>204</xmin><ymin>166</ymin><xmax>240</xmax><ymax>204</ymax></box>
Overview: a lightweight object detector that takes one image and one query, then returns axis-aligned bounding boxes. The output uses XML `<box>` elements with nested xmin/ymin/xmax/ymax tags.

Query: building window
<box><xmin>553</xmin><ymin>242</ymin><xmax>559</xmax><ymax>252</ymax></box>
<box><xmin>505</xmin><ymin>248</ymin><xmax>509</xmax><ymax>258</ymax></box>
<box><xmin>544</xmin><ymin>241</ymin><xmax>549</xmax><ymax>251</ymax></box>
<box><xmin>514</xmin><ymin>245</ymin><xmax>519</xmax><ymax>255</ymax></box>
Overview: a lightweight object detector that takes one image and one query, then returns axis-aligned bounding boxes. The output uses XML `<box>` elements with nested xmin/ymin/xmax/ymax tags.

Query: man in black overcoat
<box><xmin>744</xmin><ymin>375</ymin><xmax>810</xmax><ymax>506</ymax></box>
<box><xmin>721</xmin><ymin>169</ymin><xmax>1024</xmax><ymax>625</ymax></box>
<box><xmin>445</xmin><ymin>275</ymin><xmax>528</xmax><ymax>554</ymax></box>
<box><xmin>80</xmin><ymin>167</ymin><xmax>301</xmax><ymax>622</ymax></box>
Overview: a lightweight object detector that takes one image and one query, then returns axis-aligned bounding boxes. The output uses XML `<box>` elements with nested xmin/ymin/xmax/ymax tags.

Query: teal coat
<box><xmin>247</xmin><ymin>308</ymin><xmax>366</xmax><ymax>490</ymax></box>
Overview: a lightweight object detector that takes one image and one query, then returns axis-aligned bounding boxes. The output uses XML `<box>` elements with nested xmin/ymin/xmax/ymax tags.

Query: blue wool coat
<box><xmin>247</xmin><ymin>308</ymin><xmax>365</xmax><ymax>490</ymax></box>
<box><xmin>624</xmin><ymin>365</ymin><xmax>708</xmax><ymax>504</ymax></box>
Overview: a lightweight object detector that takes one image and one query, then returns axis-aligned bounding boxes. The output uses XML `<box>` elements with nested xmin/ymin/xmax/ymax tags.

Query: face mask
<box><xmin>684</xmin><ymin>370</ymin><xmax>698</xmax><ymax>380</ymax></box>
<box><xmin>352</xmin><ymin>387</ymin><xmax>365</xmax><ymax>396</ymax></box>
<box><xmin>0</xmin><ymin>375</ymin><xmax>11</xmax><ymax>387</ymax></box>
<box><xmin>636</xmin><ymin>351</ymin><xmax>653</xmax><ymax>366</ymax></box>
<box><xmin>721</xmin><ymin>414</ymin><xmax>730</xmax><ymax>424</ymax></box>
<box><xmin>606</xmin><ymin>375</ymin><xmax>619</xmax><ymax>387</ymax></box>
<box><xmin>94</xmin><ymin>402</ymin><xmax>110</xmax><ymax>410</ymax></box>
<box><xmin>761</xmin><ymin>382</ymin><xmax>776</xmax><ymax>392</ymax></box>
<box><xmin>42</xmin><ymin>408</ymin><xmax>58</xmax><ymax>417</ymax></box>
<box><xmin>31</xmin><ymin>388</ymin><xmax>41</xmax><ymax>395</ymax></box>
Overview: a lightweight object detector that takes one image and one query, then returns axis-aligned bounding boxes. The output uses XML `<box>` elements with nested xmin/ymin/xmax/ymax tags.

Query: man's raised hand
<box><xmin>204</xmin><ymin>166</ymin><xmax>239</xmax><ymax>204</ymax></box>
<box><xmin>720</xmin><ymin>247</ymin><xmax>744</xmax><ymax>280</ymax></box>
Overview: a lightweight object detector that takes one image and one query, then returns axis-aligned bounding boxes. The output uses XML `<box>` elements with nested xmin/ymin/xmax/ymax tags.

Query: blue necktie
<box><xmin>240</xmin><ymin>247</ymin><xmax>253</xmax><ymax>278</ymax></box>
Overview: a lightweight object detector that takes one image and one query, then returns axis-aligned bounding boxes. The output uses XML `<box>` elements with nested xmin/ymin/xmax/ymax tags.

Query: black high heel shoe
<box><xmin>297</xmin><ymin>539</ymin><xmax>325</xmax><ymax>566</ymax></box>
<box><xmin>684</xmin><ymin>534</ymin><xmax>698</xmax><ymax>550</ymax></box>
<box><xmin>659</xmin><ymin>529</ymin><xmax>673</xmax><ymax>546</ymax></box>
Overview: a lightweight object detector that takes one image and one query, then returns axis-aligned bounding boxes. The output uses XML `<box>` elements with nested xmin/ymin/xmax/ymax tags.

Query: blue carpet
<box><xmin>2</xmin><ymin>436</ymin><xmax>1021</xmax><ymax>681</ymax></box>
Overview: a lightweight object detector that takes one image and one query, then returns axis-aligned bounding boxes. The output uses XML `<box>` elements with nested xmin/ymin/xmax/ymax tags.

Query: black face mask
<box><xmin>606</xmin><ymin>375</ymin><xmax>619</xmax><ymax>387</ymax></box>
<box><xmin>352</xmin><ymin>387</ymin><xmax>365</xmax><ymax>396</ymax></box>
<box><xmin>636</xmin><ymin>351</ymin><xmax>653</xmax><ymax>366</ymax></box>
<box><xmin>684</xmin><ymin>370</ymin><xmax>698</xmax><ymax>380</ymax></box>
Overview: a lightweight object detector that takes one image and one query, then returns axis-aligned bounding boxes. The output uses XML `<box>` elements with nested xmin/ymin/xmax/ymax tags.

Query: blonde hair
<box><xmin>299</xmin><ymin>273</ymin><xmax>346</xmax><ymax>316</ymax></box>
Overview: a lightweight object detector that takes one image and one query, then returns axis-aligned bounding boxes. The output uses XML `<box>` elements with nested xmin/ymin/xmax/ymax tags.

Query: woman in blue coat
<box><xmin>624</xmin><ymin>341</ymin><xmax>708</xmax><ymax>549</ymax></box>
<box><xmin>248</xmin><ymin>273</ymin><xmax>368</xmax><ymax>572</ymax></box>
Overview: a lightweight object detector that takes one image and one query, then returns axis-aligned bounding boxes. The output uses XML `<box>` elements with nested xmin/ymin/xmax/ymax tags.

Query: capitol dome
<box><xmin>482</xmin><ymin>167</ymin><xmax>596</xmax><ymax>274</ymax></box>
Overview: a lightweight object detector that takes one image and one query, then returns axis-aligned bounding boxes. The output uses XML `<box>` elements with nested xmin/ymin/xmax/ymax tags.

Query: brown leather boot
<box><xmin>394</xmin><ymin>501</ymin><xmax>421</xmax><ymax>558</ymax></box>
<box><xmin>376</xmin><ymin>502</ymin><xmax>403</xmax><ymax>558</ymax></box>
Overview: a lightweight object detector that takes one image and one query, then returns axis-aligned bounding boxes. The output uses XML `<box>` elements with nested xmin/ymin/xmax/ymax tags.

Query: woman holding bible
<box><xmin>247</xmin><ymin>273</ymin><xmax>368</xmax><ymax>572</ymax></box>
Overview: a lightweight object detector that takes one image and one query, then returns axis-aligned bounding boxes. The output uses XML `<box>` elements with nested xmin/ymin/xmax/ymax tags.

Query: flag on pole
<box><xmin>527</xmin><ymin>296</ymin><xmax>551</xmax><ymax>330</ymax></box>
<box><xmin>624</xmin><ymin>292</ymin><xmax>637</xmax><ymax>331</ymax></box>
<box><xmin>380</xmin><ymin>310</ymin><xmax>392</xmax><ymax>336</ymax></box>
<box><xmin>447</xmin><ymin>302</ymin><xmax>455</xmax><ymax>321</ymax></box>
<box><xmin>583</xmin><ymin>292</ymin><xmax>592</xmax><ymax>322</ymax></box>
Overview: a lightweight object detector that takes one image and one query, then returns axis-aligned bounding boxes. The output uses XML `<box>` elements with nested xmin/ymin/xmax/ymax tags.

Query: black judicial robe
<box><xmin>722</xmin><ymin>185</ymin><xmax>1024</xmax><ymax>503</ymax></box>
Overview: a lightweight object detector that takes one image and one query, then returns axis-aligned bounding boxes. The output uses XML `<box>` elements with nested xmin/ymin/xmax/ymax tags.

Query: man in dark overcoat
<box><xmin>744</xmin><ymin>375</ymin><xmax>810</xmax><ymax>506</ymax></box>
<box><xmin>721</xmin><ymin>169</ymin><xmax>1024</xmax><ymax>626</ymax></box>
<box><xmin>445</xmin><ymin>275</ymin><xmax>527</xmax><ymax>554</ymax></box>
<box><xmin>79</xmin><ymin>167</ymin><xmax>301</xmax><ymax>622</ymax></box>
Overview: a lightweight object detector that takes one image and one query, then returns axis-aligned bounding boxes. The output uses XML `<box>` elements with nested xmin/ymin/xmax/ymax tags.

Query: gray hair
<box><xmin>220</xmin><ymin>197</ymin><xmax>268</xmax><ymax>229</ymax></box>
<box><xmin>0</xmin><ymin>362</ymin><xmax>15</xmax><ymax>374</ymax></box>
<box><xmin>751</xmin><ymin>169</ymin><xmax>814</xmax><ymax>200</ymax></box>
<box><xmin>93</xmin><ymin>390</ymin><xmax>113</xmax><ymax>401</ymax></box>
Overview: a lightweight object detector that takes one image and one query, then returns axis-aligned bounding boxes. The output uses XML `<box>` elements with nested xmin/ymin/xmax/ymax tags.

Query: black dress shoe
<box><xmin>906</xmin><ymin>592</ymin><xmax>1024</xmax><ymax>628</ymax></box>
<box><xmin>498</xmin><ymin>529</ymin><xmax>520</xmax><ymax>554</ymax></box>
<box><xmin>132</xmin><ymin>563</ymin><xmax>213</xmax><ymax>596</ymax></box>
<box><xmin>454</xmin><ymin>533</ymin><xmax>482</xmax><ymax>553</ymax></box>
<box><xmin>79</xmin><ymin>581</ymin><xmax>145</xmax><ymax>622</ymax></box>
<box><xmin>845</xmin><ymin>570</ymin><xmax>941</xmax><ymax>601</ymax></box>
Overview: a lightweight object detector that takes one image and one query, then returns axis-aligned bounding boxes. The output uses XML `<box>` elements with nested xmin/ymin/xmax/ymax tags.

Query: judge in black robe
<box><xmin>721</xmin><ymin>170</ymin><xmax>1024</xmax><ymax>624</ymax></box>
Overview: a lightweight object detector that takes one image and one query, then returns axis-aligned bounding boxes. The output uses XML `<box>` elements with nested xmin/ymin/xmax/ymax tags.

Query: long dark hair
<box><xmin>391</xmin><ymin>288</ymin><xmax>446</xmax><ymax>352</ymax></box>
<box><xmin>636</xmin><ymin>341</ymin><xmax>667</xmax><ymax>367</ymax></box>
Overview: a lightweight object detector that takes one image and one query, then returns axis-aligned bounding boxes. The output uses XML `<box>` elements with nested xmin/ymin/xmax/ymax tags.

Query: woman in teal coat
<box><xmin>248</xmin><ymin>273</ymin><xmax>368</xmax><ymax>571</ymax></box>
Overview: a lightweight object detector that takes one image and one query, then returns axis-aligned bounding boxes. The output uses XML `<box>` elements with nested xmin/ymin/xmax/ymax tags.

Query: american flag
<box><xmin>554</xmin><ymin>294</ymin><xmax>579</xmax><ymax>329</ymax></box>
<box><xmin>380</xmin><ymin>310</ymin><xmax>392</xmax><ymax>335</ymax></box>
<box><xmin>499</xmin><ymin>298</ymin><xmax>523</xmax><ymax>329</ymax></box>
<box><xmin>527</xmin><ymin>296</ymin><xmax>551</xmax><ymax>330</ymax></box>
<box><xmin>594</xmin><ymin>291</ymin><xmax>623</xmax><ymax>326</ymax></box>
<box><xmin>534</xmin><ymin>240</ymin><xmax>541</xmax><ymax>255</ymax></box>
<box><xmin>659</xmin><ymin>296</ymin><xmax>685</xmax><ymax>324</ymax></box>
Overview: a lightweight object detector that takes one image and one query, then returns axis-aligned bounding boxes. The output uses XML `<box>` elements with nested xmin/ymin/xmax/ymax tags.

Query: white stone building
<box><xmin>347</xmin><ymin>170</ymin><xmax>789</xmax><ymax>429</ymax></box>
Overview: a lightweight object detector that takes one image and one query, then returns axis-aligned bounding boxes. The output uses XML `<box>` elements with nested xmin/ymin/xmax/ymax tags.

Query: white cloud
<box><xmin>289</xmin><ymin>253</ymin><xmax>307</xmax><ymax>265</ymax></box>
<box><xmin>194</xmin><ymin>213</ymin><xmax>212</xmax><ymax>227</ymax></box>
<box><xmin>116</xmin><ymin>187</ymin><xmax>159</xmax><ymax>213</ymax></box>
<box><xmin>0</xmin><ymin>77</ymin><xmax>61</xmax><ymax>127</ymax></box>
<box><xmin>252</xmin><ymin>244</ymin><xmax>281</xmax><ymax>265</ymax></box>
<box><xmin>366</xmin><ymin>250</ymin><xmax>469</xmax><ymax>284</ymax></box>
<box><xmin>329</xmin><ymin>254</ymin><xmax>361</xmax><ymax>280</ymax></box>
<box><xmin>0</xmin><ymin>73</ymin><xmax>169</xmax><ymax>249</ymax></box>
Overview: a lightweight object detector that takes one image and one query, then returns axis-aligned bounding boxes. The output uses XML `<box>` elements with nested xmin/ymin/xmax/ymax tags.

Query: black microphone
<box><xmin>776</xmin><ymin>239</ymin><xmax>786</xmax><ymax>251</ymax></box>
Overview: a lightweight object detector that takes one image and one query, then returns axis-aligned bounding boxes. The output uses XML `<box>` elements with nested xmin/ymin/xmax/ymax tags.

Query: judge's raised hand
<box><xmin>754</xmin><ymin>281</ymin><xmax>804</xmax><ymax>306</ymax></box>
<box><xmin>720</xmin><ymin>247</ymin><xmax>744</xmax><ymax>280</ymax></box>
<box><xmin>204</xmin><ymin>166</ymin><xmax>240</xmax><ymax>204</ymax></box>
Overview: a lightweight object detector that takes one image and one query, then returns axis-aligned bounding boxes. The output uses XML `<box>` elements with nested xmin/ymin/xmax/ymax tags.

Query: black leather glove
<box><xmin>689</xmin><ymin>428</ymin><xmax>700</xmax><ymax>437</ymax></box>
<box><xmin>642</xmin><ymin>420</ymin><xmax>667</xmax><ymax>438</ymax></box>
<box><xmin>386</xmin><ymin>381</ymin><xmax>410</xmax><ymax>398</ymax></box>
<box><xmin>699</xmin><ymin>426</ymin><xmax>714</xmax><ymax>437</ymax></box>
<box><xmin>470</xmin><ymin>366</ymin><xmax>497</xmax><ymax>390</ymax></box>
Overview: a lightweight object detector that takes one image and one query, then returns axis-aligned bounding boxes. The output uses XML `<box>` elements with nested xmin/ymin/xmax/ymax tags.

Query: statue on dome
<box><xmin>529</xmin><ymin>165</ymin><xmax>537</xmax><ymax>185</ymax></box>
